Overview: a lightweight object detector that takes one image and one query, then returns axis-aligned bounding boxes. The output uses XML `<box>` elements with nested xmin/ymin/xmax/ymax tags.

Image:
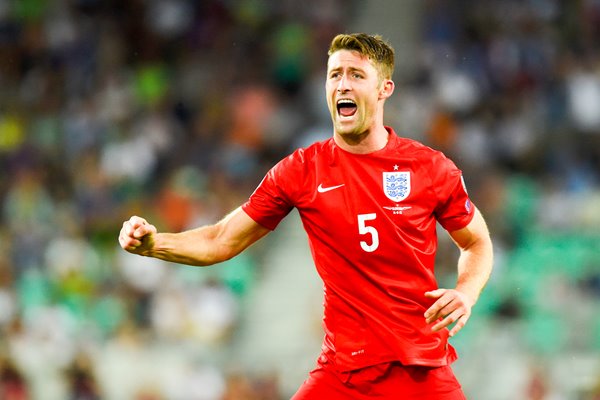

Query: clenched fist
<box><xmin>118</xmin><ymin>216</ymin><xmax>157</xmax><ymax>255</ymax></box>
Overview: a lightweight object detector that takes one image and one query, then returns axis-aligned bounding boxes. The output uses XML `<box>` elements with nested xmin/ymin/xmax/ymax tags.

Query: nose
<box><xmin>337</xmin><ymin>74</ymin><xmax>351</xmax><ymax>93</ymax></box>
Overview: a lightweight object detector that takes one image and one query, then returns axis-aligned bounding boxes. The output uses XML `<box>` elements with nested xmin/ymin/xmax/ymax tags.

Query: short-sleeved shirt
<box><xmin>242</xmin><ymin>127</ymin><xmax>475</xmax><ymax>372</ymax></box>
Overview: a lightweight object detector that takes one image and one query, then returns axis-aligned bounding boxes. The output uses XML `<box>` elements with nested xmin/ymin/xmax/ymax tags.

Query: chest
<box><xmin>298</xmin><ymin>154</ymin><xmax>439</xmax><ymax>246</ymax></box>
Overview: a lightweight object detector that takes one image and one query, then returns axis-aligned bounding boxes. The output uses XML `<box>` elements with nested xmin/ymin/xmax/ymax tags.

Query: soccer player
<box><xmin>119</xmin><ymin>33</ymin><xmax>493</xmax><ymax>399</ymax></box>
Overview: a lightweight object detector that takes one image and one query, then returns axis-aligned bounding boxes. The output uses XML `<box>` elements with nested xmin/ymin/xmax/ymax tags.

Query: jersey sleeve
<box><xmin>241</xmin><ymin>152</ymin><xmax>300</xmax><ymax>230</ymax></box>
<box><xmin>430</xmin><ymin>153</ymin><xmax>475</xmax><ymax>232</ymax></box>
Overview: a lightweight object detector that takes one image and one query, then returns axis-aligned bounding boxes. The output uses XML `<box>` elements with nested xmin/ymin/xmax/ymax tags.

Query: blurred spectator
<box><xmin>64</xmin><ymin>353</ymin><xmax>101</xmax><ymax>400</ymax></box>
<box><xmin>185</xmin><ymin>278</ymin><xmax>239</xmax><ymax>345</ymax></box>
<box><xmin>526</xmin><ymin>364</ymin><xmax>550</xmax><ymax>400</ymax></box>
<box><xmin>0</xmin><ymin>356</ymin><xmax>29</xmax><ymax>400</ymax></box>
<box><xmin>2</xmin><ymin>165</ymin><xmax>56</xmax><ymax>272</ymax></box>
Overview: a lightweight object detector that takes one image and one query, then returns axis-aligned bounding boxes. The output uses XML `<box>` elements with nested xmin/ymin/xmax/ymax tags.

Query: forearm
<box><xmin>147</xmin><ymin>227</ymin><xmax>232</xmax><ymax>266</ymax></box>
<box><xmin>451</xmin><ymin>208</ymin><xmax>494</xmax><ymax>304</ymax></box>
<box><xmin>426</xmin><ymin>208</ymin><xmax>493</xmax><ymax>335</ymax></box>
<box><xmin>139</xmin><ymin>207</ymin><xmax>270</xmax><ymax>267</ymax></box>
<box><xmin>455</xmin><ymin>239</ymin><xmax>493</xmax><ymax>304</ymax></box>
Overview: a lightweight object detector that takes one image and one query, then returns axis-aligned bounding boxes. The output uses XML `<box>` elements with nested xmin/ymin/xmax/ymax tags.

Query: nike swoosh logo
<box><xmin>317</xmin><ymin>183</ymin><xmax>345</xmax><ymax>193</ymax></box>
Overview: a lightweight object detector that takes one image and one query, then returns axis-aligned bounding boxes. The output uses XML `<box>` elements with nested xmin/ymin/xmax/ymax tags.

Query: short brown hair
<box><xmin>328</xmin><ymin>33</ymin><xmax>395</xmax><ymax>80</ymax></box>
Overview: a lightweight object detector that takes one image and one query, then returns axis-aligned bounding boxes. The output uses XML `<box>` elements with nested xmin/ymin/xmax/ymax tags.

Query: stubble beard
<box><xmin>333</xmin><ymin>112</ymin><xmax>371</xmax><ymax>145</ymax></box>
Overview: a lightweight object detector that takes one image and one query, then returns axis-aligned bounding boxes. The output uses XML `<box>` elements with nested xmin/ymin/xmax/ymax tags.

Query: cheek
<box><xmin>325</xmin><ymin>87</ymin><xmax>335</xmax><ymax>110</ymax></box>
<box><xmin>326</xmin><ymin>99</ymin><xmax>335</xmax><ymax>115</ymax></box>
<box><xmin>366</xmin><ymin>93</ymin><xmax>380</xmax><ymax>111</ymax></box>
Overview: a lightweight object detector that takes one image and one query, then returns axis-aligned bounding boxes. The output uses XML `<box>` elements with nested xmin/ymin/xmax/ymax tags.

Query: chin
<box><xmin>334</xmin><ymin>119</ymin><xmax>355</xmax><ymax>133</ymax></box>
<box><xmin>336</xmin><ymin>128</ymin><xmax>368</xmax><ymax>143</ymax></box>
<box><xmin>337</xmin><ymin>120</ymin><xmax>364</xmax><ymax>133</ymax></box>
<box><xmin>335</xmin><ymin>127</ymin><xmax>356</xmax><ymax>137</ymax></box>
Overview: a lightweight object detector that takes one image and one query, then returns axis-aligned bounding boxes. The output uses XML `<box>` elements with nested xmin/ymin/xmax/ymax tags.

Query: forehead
<box><xmin>327</xmin><ymin>49</ymin><xmax>376</xmax><ymax>72</ymax></box>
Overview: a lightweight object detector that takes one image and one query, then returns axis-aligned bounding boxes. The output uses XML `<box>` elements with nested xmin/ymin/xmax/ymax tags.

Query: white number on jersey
<box><xmin>357</xmin><ymin>213</ymin><xmax>379</xmax><ymax>252</ymax></box>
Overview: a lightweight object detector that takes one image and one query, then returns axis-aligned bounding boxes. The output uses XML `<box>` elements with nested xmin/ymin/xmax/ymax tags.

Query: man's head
<box><xmin>326</xmin><ymin>33</ymin><xmax>395</xmax><ymax>143</ymax></box>
<box><xmin>328</xmin><ymin>33</ymin><xmax>395</xmax><ymax>83</ymax></box>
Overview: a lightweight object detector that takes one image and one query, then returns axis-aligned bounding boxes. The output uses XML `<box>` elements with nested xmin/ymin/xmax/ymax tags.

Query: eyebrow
<box><xmin>327</xmin><ymin>66</ymin><xmax>366</xmax><ymax>74</ymax></box>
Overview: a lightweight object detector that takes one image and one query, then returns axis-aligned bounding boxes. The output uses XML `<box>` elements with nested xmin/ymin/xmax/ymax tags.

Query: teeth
<box><xmin>337</xmin><ymin>99</ymin><xmax>356</xmax><ymax>105</ymax></box>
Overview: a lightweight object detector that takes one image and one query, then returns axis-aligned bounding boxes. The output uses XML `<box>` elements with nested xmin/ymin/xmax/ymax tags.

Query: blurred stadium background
<box><xmin>0</xmin><ymin>0</ymin><xmax>599</xmax><ymax>399</ymax></box>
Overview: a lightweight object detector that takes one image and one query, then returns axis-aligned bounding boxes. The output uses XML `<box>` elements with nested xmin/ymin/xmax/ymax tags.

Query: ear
<box><xmin>378</xmin><ymin>79</ymin><xmax>395</xmax><ymax>100</ymax></box>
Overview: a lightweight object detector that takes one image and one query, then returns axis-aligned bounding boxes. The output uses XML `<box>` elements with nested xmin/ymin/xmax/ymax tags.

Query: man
<box><xmin>119</xmin><ymin>33</ymin><xmax>493</xmax><ymax>399</ymax></box>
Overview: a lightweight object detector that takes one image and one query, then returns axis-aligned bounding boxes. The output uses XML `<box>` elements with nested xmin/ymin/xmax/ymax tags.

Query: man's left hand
<box><xmin>424</xmin><ymin>289</ymin><xmax>474</xmax><ymax>337</ymax></box>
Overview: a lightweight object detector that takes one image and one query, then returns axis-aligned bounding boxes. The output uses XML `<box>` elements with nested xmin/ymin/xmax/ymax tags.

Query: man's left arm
<box><xmin>424</xmin><ymin>207</ymin><xmax>493</xmax><ymax>337</ymax></box>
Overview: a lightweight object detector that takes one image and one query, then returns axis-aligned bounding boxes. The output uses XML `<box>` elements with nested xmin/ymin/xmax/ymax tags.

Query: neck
<box><xmin>334</xmin><ymin>125</ymin><xmax>390</xmax><ymax>154</ymax></box>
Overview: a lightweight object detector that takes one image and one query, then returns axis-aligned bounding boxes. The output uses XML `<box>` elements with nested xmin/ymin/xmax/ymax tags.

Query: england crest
<box><xmin>383</xmin><ymin>171</ymin><xmax>410</xmax><ymax>202</ymax></box>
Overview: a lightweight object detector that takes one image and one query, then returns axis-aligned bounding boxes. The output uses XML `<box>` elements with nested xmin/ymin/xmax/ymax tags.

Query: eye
<box><xmin>352</xmin><ymin>73</ymin><xmax>363</xmax><ymax>79</ymax></box>
<box><xmin>329</xmin><ymin>72</ymin><xmax>341</xmax><ymax>79</ymax></box>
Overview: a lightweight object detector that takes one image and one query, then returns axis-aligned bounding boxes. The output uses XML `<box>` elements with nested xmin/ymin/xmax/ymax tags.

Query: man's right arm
<box><xmin>118</xmin><ymin>207</ymin><xmax>271</xmax><ymax>266</ymax></box>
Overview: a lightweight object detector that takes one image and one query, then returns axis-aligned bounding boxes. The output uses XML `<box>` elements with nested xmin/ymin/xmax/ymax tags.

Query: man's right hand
<box><xmin>118</xmin><ymin>216</ymin><xmax>157</xmax><ymax>255</ymax></box>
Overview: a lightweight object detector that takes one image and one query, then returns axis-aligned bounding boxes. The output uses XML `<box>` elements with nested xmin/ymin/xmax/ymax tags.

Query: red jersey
<box><xmin>242</xmin><ymin>128</ymin><xmax>475</xmax><ymax>372</ymax></box>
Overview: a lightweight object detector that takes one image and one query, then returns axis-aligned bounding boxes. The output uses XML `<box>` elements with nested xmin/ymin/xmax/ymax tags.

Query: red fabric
<box><xmin>242</xmin><ymin>128</ymin><xmax>474</xmax><ymax>371</ymax></box>
<box><xmin>291</xmin><ymin>357</ymin><xmax>466</xmax><ymax>400</ymax></box>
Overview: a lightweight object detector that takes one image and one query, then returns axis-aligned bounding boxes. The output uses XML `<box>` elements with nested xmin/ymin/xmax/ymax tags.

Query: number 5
<box><xmin>358</xmin><ymin>213</ymin><xmax>379</xmax><ymax>252</ymax></box>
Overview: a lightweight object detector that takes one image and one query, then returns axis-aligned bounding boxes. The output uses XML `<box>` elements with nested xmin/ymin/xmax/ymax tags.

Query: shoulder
<box><xmin>278</xmin><ymin>138</ymin><xmax>335</xmax><ymax>170</ymax></box>
<box><xmin>266</xmin><ymin>138</ymin><xmax>334</xmax><ymax>186</ymax></box>
<box><xmin>393</xmin><ymin>135</ymin><xmax>449</xmax><ymax>165</ymax></box>
<box><xmin>395</xmin><ymin>135</ymin><xmax>438</xmax><ymax>154</ymax></box>
<box><xmin>259</xmin><ymin>139</ymin><xmax>333</xmax><ymax>203</ymax></box>
<box><xmin>392</xmin><ymin>135</ymin><xmax>462</xmax><ymax>189</ymax></box>
<box><xmin>289</xmin><ymin>138</ymin><xmax>334</xmax><ymax>162</ymax></box>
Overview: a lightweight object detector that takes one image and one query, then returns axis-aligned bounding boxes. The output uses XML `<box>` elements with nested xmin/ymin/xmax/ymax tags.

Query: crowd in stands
<box><xmin>0</xmin><ymin>0</ymin><xmax>599</xmax><ymax>398</ymax></box>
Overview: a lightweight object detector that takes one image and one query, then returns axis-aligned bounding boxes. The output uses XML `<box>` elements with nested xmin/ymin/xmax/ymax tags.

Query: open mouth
<box><xmin>337</xmin><ymin>99</ymin><xmax>357</xmax><ymax>117</ymax></box>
